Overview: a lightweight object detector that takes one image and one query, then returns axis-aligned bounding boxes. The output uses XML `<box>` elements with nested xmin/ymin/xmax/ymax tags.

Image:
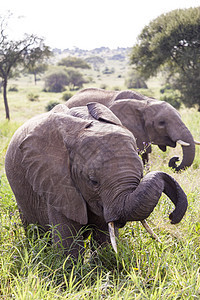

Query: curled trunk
<box><xmin>168</xmin><ymin>127</ymin><xmax>195</xmax><ymax>172</ymax></box>
<box><xmin>104</xmin><ymin>171</ymin><xmax>188</xmax><ymax>225</ymax></box>
<box><xmin>125</xmin><ymin>171</ymin><xmax>187</xmax><ymax>223</ymax></box>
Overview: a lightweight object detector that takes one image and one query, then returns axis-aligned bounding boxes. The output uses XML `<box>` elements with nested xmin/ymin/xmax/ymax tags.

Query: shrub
<box><xmin>62</xmin><ymin>91</ymin><xmax>73</xmax><ymax>101</ymax></box>
<box><xmin>102</xmin><ymin>67</ymin><xmax>115</xmax><ymax>74</ymax></box>
<box><xmin>8</xmin><ymin>85</ymin><xmax>18</xmax><ymax>92</ymax></box>
<box><xmin>100</xmin><ymin>84</ymin><xmax>107</xmax><ymax>90</ymax></box>
<box><xmin>113</xmin><ymin>86</ymin><xmax>121</xmax><ymax>91</ymax></box>
<box><xmin>27</xmin><ymin>93</ymin><xmax>39</xmax><ymax>102</ymax></box>
<box><xmin>160</xmin><ymin>92</ymin><xmax>181</xmax><ymax>109</ymax></box>
<box><xmin>125</xmin><ymin>70</ymin><xmax>147</xmax><ymax>89</ymax></box>
<box><xmin>44</xmin><ymin>70</ymin><xmax>69</xmax><ymax>93</ymax></box>
<box><xmin>45</xmin><ymin>101</ymin><xmax>60</xmax><ymax>111</ymax></box>
<box><xmin>160</xmin><ymin>84</ymin><xmax>172</xmax><ymax>94</ymax></box>
<box><xmin>58</xmin><ymin>56</ymin><xmax>91</xmax><ymax>69</ymax></box>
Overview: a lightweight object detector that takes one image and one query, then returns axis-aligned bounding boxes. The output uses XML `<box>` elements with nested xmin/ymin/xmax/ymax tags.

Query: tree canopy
<box><xmin>24</xmin><ymin>46</ymin><xmax>52</xmax><ymax>84</ymax></box>
<box><xmin>58</xmin><ymin>56</ymin><xmax>91</xmax><ymax>69</ymax></box>
<box><xmin>0</xmin><ymin>13</ymin><xmax>51</xmax><ymax>119</ymax></box>
<box><xmin>130</xmin><ymin>7</ymin><xmax>200</xmax><ymax>108</ymax></box>
<box><xmin>44</xmin><ymin>67</ymin><xmax>88</xmax><ymax>92</ymax></box>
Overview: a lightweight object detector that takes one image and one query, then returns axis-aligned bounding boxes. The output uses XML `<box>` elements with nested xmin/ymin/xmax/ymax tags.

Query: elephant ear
<box><xmin>19</xmin><ymin>113</ymin><xmax>91</xmax><ymax>225</ymax></box>
<box><xmin>87</xmin><ymin>102</ymin><xmax>122</xmax><ymax>125</ymax></box>
<box><xmin>113</xmin><ymin>90</ymin><xmax>147</xmax><ymax>101</ymax></box>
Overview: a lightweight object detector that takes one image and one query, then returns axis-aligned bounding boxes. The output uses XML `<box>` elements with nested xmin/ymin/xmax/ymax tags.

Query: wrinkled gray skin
<box><xmin>5</xmin><ymin>103</ymin><xmax>188</xmax><ymax>260</ymax></box>
<box><xmin>66</xmin><ymin>88</ymin><xmax>195</xmax><ymax>171</ymax></box>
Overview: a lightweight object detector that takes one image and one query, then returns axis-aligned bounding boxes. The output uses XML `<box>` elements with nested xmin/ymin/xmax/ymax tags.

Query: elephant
<box><xmin>5</xmin><ymin>102</ymin><xmax>188</xmax><ymax>259</ymax></box>
<box><xmin>66</xmin><ymin>88</ymin><xmax>199</xmax><ymax>171</ymax></box>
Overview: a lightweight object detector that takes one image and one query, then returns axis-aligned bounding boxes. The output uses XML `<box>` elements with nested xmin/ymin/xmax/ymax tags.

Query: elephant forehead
<box><xmin>149</xmin><ymin>101</ymin><xmax>180</xmax><ymax>118</ymax></box>
<box><xmin>75</xmin><ymin>133</ymin><xmax>138</xmax><ymax>166</ymax></box>
<box><xmin>84</xmin><ymin>122</ymin><xmax>135</xmax><ymax>141</ymax></box>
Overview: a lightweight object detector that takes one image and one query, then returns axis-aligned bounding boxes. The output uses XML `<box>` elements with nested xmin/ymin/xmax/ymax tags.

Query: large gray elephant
<box><xmin>66</xmin><ymin>88</ymin><xmax>199</xmax><ymax>171</ymax></box>
<box><xmin>5</xmin><ymin>103</ymin><xmax>188</xmax><ymax>259</ymax></box>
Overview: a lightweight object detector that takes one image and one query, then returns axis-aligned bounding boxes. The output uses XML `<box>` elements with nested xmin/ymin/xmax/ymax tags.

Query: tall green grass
<box><xmin>0</xmin><ymin>80</ymin><xmax>200</xmax><ymax>299</ymax></box>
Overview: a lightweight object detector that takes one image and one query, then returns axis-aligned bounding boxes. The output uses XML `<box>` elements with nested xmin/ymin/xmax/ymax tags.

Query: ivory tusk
<box><xmin>194</xmin><ymin>140</ymin><xmax>200</xmax><ymax>145</ymax></box>
<box><xmin>177</xmin><ymin>140</ymin><xmax>190</xmax><ymax>146</ymax></box>
<box><xmin>141</xmin><ymin>220</ymin><xmax>161</xmax><ymax>243</ymax></box>
<box><xmin>108</xmin><ymin>222</ymin><xmax>118</xmax><ymax>253</ymax></box>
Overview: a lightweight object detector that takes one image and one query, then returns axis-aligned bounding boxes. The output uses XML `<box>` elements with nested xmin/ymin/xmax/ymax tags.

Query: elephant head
<box><xmin>110</xmin><ymin>98</ymin><xmax>196</xmax><ymax>172</ymax></box>
<box><xmin>66</xmin><ymin>88</ymin><xmax>198</xmax><ymax>171</ymax></box>
<box><xmin>5</xmin><ymin>103</ymin><xmax>188</xmax><ymax>256</ymax></box>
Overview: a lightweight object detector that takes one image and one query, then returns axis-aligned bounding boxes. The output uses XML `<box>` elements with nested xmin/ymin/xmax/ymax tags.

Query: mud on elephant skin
<box><xmin>5</xmin><ymin>103</ymin><xmax>188</xmax><ymax>259</ymax></box>
<box><xmin>66</xmin><ymin>88</ymin><xmax>199</xmax><ymax>171</ymax></box>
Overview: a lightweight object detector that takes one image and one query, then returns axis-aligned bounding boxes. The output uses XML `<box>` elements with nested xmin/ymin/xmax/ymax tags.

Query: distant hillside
<box><xmin>52</xmin><ymin>46</ymin><xmax>132</xmax><ymax>62</ymax></box>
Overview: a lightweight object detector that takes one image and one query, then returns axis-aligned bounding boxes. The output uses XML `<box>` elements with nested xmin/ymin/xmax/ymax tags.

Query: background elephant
<box><xmin>66</xmin><ymin>88</ymin><xmax>198</xmax><ymax>171</ymax></box>
<box><xmin>5</xmin><ymin>103</ymin><xmax>188</xmax><ymax>259</ymax></box>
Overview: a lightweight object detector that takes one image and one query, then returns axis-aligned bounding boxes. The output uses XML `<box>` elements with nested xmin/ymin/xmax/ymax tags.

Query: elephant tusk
<box><xmin>194</xmin><ymin>140</ymin><xmax>200</xmax><ymax>145</ymax></box>
<box><xmin>140</xmin><ymin>220</ymin><xmax>161</xmax><ymax>243</ymax></box>
<box><xmin>177</xmin><ymin>140</ymin><xmax>190</xmax><ymax>146</ymax></box>
<box><xmin>108</xmin><ymin>222</ymin><xmax>118</xmax><ymax>253</ymax></box>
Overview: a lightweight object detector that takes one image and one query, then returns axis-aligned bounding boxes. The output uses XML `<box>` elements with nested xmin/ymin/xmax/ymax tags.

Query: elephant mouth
<box><xmin>155</xmin><ymin>137</ymin><xmax>176</xmax><ymax>148</ymax></box>
<box><xmin>164</xmin><ymin>137</ymin><xmax>176</xmax><ymax>148</ymax></box>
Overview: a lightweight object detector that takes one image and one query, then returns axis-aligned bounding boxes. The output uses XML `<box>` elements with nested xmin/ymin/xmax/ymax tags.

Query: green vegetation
<box><xmin>44</xmin><ymin>67</ymin><xmax>89</xmax><ymax>92</ymax></box>
<box><xmin>0</xmin><ymin>6</ymin><xmax>200</xmax><ymax>294</ymax></box>
<box><xmin>0</xmin><ymin>72</ymin><xmax>200</xmax><ymax>298</ymax></box>
<box><xmin>0</xmin><ymin>13</ymin><xmax>51</xmax><ymax>120</ymax></box>
<box><xmin>62</xmin><ymin>91</ymin><xmax>73</xmax><ymax>101</ymax></box>
<box><xmin>58</xmin><ymin>56</ymin><xmax>91</xmax><ymax>69</ymax></box>
<box><xmin>45</xmin><ymin>100</ymin><xmax>61</xmax><ymax>111</ymax></box>
<box><xmin>44</xmin><ymin>69</ymin><xmax>69</xmax><ymax>93</ymax></box>
<box><xmin>130</xmin><ymin>7</ymin><xmax>200</xmax><ymax>109</ymax></box>
<box><xmin>125</xmin><ymin>70</ymin><xmax>148</xmax><ymax>89</ymax></box>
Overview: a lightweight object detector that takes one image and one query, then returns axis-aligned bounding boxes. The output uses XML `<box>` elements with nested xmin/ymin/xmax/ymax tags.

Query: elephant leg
<box><xmin>18</xmin><ymin>207</ymin><xmax>47</xmax><ymax>241</ymax></box>
<box><xmin>141</xmin><ymin>152</ymin><xmax>149</xmax><ymax>165</ymax></box>
<box><xmin>48</xmin><ymin>205</ymin><xmax>85</xmax><ymax>260</ymax></box>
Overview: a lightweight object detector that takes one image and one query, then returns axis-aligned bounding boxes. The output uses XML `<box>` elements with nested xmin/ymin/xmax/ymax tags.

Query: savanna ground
<box><xmin>0</xmin><ymin>70</ymin><xmax>200</xmax><ymax>299</ymax></box>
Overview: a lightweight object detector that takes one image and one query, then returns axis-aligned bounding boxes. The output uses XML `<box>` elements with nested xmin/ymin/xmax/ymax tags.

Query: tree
<box><xmin>24</xmin><ymin>45</ymin><xmax>52</xmax><ymax>84</ymax></box>
<box><xmin>44</xmin><ymin>70</ymin><xmax>69</xmax><ymax>92</ymax></box>
<box><xmin>130</xmin><ymin>7</ymin><xmax>200</xmax><ymax>107</ymax></box>
<box><xmin>0</xmin><ymin>13</ymin><xmax>51</xmax><ymax>119</ymax></box>
<box><xmin>125</xmin><ymin>70</ymin><xmax>147</xmax><ymax>89</ymax></box>
<box><xmin>58</xmin><ymin>56</ymin><xmax>91</xmax><ymax>69</ymax></box>
<box><xmin>66</xmin><ymin>67</ymin><xmax>88</xmax><ymax>90</ymax></box>
<box><xmin>44</xmin><ymin>67</ymin><xmax>88</xmax><ymax>92</ymax></box>
<box><xmin>85</xmin><ymin>56</ymin><xmax>104</xmax><ymax>71</ymax></box>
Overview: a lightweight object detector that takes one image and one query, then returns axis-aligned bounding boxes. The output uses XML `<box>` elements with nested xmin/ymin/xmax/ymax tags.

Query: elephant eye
<box><xmin>91</xmin><ymin>179</ymin><xmax>99</xmax><ymax>186</ymax></box>
<box><xmin>89</xmin><ymin>175</ymin><xmax>99</xmax><ymax>187</ymax></box>
<box><xmin>158</xmin><ymin>120</ymin><xmax>165</xmax><ymax>127</ymax></box>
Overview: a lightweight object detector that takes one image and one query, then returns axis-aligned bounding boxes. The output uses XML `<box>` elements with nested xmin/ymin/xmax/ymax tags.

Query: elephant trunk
<box><xmin>168</xmin><ymin>127</ymin><xmax>195</xmax><ymax>172</ymax></box>
<box><xmin>104</xmin><ymin>171</ymin><xmax>187</xmax><ymax>226</ymax></box>
<box><xmin>124</xmin><ymin>171</ymin><xmax>187</xmax><ymax>224</ymax></box>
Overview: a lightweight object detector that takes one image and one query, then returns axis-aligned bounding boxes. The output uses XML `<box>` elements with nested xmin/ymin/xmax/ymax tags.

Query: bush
<box><xmin>102</xmin><ymin>67</ymin><xmax>115</xmax><ymax>74</ymax></box>
<box><xmin>27</xmin><ymin>93</ymin><xmax>39</xmax><ymax>102</ymax></box>
<box><xmin>8</xmin><ymin>85</ymin><xmax>18</xmax><ymax>92</ymax></box>
<box><xmin>45</xmin><ymin>101</ymin><xmax>60</xmax><ymax>111</ymax></box>
<box><xmin>160</xmin><ymin>84</ymin><xmax>171</xmax><ymax>94</ymax></box>
<box><xmin>44</xmin><ymin>70</ymin><xmax>69</xmax><ymax>93</ymax></box>
<box><xmin>125</xmin><ymin>70</ymin><xmax>148</xmax><ymax>89</ymax></box>
<box><xmin>160</xmin><ymin>91</ymin><xmax>181</xmax><ymax>109</ymax></box>
<box><xmin>58</xmin><ymin>56</ymin><xmax>91</xmax><ymax>69</ymax></box>
<box><xmin>113</xmin><ymin>86</ymin><xmax>121</xmax><ymax>91</ymax></box>
<box><xmin>65</xmin><ymin>67</ymin><xmax>88</xmax><ymax>90</ymax></box>
<box><xmin>100</xmin><ymin>84</ymin><xmax>107</xmax><ymax>90</ymax></box>
<box><xmin>62</xmin><ymin>91</ymin><xmax>73</xmax><ymax>101</ymax></box>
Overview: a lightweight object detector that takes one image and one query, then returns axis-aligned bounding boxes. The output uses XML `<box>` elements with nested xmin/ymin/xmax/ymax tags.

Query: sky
<box><xmin>1</xmin><ymin>0</ymin><xmax>200</xmax><ymax>50</ymax></box>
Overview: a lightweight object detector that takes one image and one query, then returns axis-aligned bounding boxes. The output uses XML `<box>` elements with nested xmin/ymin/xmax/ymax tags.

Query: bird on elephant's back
<box><xmin>66</xmin><ymin>87</ymin><xmax>200</xmax><ymax>171</ymax></box>
<box><xmin>5</xmin><ymin>102</ymin><xmax>188</xmax><ymax>260</ymax></box>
